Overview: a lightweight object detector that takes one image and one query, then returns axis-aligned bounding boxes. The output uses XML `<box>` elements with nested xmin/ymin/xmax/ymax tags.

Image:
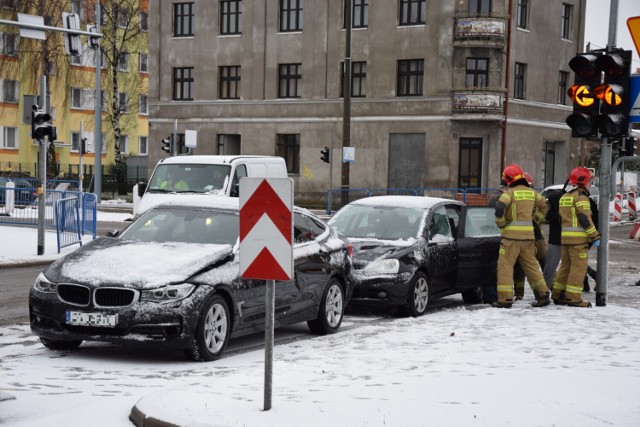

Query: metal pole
<box><xmin>607</xmin><ymin>0</ymin><xmax>619</xmax><ymax>49</ymax></box>
<box><xmin>341</xmin><ymin>0</ymin><xmax>352</xmax><ymax>208</ymax></box>
<box><xmin>263</xmin><ymin>279</ymin><xmax>275</xmax><ymax>411</ymax></box>
<box><xmin>37</xmin><ymin>76</ymin><xmax>47</xmax><ymax>255</ymax></box>
<box><xmin>79</xmin><ymin>121</ymin><xmax>84</xmax><ymax>192</ymax></box>
<box><xmin>173</xmin><ymin>119</ymin><xmax>178</xmax><ymax>156</ymax></box>
<box><xmin>328</xmin><ymin>134</ymin><xmax>334</xmax><ymax>214</ymax></box>
<box><xmin>94</xmin><ymin>2</ymin><xmax>102</xmax><ymax>201</ymax></box>
<box><xmin>596</xmin><ymin>138</ymin><xmax>612</xmax><ymax>306</ymax></box>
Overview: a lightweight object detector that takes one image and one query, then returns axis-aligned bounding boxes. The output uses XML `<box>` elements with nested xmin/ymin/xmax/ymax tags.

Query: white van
<box><xmin>135</xmin><ymin>155</ymin><xmax>288</xmax><ymax>216</ymax></box>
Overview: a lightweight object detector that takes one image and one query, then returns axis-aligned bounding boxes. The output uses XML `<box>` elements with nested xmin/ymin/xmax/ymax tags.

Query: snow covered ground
<box><xmin>1</xmin><ymin>205</ymin><xmax>639</xmax><ymax>426</ymax></box>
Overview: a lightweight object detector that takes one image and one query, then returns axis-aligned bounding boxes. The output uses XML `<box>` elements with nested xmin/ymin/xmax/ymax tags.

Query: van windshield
<box><xmin>147</xmin><ymin>164</ymin><xmax>231</xmax><ymax>193</ymax></box>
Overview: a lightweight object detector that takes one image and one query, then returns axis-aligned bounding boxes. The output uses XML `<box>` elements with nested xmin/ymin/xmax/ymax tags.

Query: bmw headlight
<box><xmin>33</xmin><ymin>272</ymin><xmax>57</xmax><ymax>293</ymax></box>
<box><xmin>140</xmin><ymin>283</ymin><xmax>196</xmax><ymax>303</ymax></box>
<box><xmin>363</xmin><ymin>259</ymin><xmax>400</xmax><ymax>275</ymax></box>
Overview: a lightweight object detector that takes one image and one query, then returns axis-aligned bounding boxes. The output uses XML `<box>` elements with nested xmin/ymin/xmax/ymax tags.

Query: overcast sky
<box><xmin>585</xmin><ymin>0</ymin><xmax>640</xmax><ymax>70</ymax></box>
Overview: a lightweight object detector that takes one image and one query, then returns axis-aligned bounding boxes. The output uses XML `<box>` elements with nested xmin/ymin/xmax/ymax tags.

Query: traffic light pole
<box><xmin>596</xmin><ymin>138</ymin><xmax>612</xmax><ymax>306</ymax></box>
<box><xmin>37</xmin><ymin>76</ymin><xmax>47</xmax><ymax>255</ymax></box>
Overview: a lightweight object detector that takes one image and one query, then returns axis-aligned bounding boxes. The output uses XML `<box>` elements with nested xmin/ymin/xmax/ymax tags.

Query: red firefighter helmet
<box><xmin>524</xmin><ymin>172</ymin><xmax>534</xmax><ymax>186</ymax></box>
<box><xmin>568</xmin><ymin>167</ymin><xmax>591</xmax><ymax>188</ymax></box>
<box><xmin>502</xmin><ymin>164</ymin><xmax>525</xmax><ymax>186</ymax></box>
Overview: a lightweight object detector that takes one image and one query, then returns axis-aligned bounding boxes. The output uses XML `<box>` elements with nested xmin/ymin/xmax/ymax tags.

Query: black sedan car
<box><xmin>328</xmin><ymin>196</ymin><xmax>501</xmax><ymax>316</ymax></box>
<box><xmin>30</xmin><ymin>197</ymin><xmax>352</xmax><ymax>361</ymax></box>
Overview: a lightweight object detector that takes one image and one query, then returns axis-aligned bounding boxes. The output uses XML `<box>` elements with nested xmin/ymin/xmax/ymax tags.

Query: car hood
<box><xmin>44</xmin><ymin>238</ymin><xmax>234</xmax><ymax>289</ymax></box>
<box><xmin>349</xmin><ymin>238</ymin><xmax>416</xmax><ymax>263</ymax></box>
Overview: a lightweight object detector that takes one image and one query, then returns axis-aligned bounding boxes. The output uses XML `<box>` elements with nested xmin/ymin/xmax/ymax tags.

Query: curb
<box><xmin>129</xmin><ymin>405</ymin><xmax>182</xmax><ymax>427</ymax></box>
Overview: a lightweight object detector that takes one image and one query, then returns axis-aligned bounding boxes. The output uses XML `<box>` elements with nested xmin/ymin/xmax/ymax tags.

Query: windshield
<box><xmin>147</xmin><ymin>164</ymin><xmax>231</xmax><ymax>193</ymax></box>
<box><xmin>120</xmin><ymin>207</ymin><xmax>239</xmax><ymax>244</ymax></box>
<box><xmin>329</xmin><ymin>204</ymin><xmax>424</xmax><ymax>240</ymax></box>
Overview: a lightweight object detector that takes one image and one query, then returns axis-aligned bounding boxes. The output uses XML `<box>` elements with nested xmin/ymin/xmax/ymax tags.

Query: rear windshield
<box><xmin>148</xmin><ymin>164</ymin><xmax>231</xmax><ymax>193</ymax></box>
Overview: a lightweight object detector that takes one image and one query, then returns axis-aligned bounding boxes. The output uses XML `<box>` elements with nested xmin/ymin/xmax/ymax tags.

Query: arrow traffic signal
<box><xmin>320</xmin><ymin>147</ymin><xmax>330</xmax><ymax>163</ymax></box>
<box><xmin>31</xmin><ymin>105</ymin><xmax>56</xmax><ymax>141</ymax></box>
<box><xmin>594</xmin><ymin>50</ymin><xmax>631</xmax><ymax>138</ymax></box>
<box><xmin>566</xmin><ymin>53</ymin><xmax>601</xmax><ymax>137</ymax></box>
<box><xmin>161</xmin><ymin>136</ymin><xmax>173</xmax><ymax>154</ymax></box>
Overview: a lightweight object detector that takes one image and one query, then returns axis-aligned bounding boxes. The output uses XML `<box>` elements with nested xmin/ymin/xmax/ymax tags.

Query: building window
<box><xmin>465</xmin><ymin>58</ymin><xmax>489</xmax><ymax>88</ymax></box>
<box><xmin>514</xmin><ymin>62</ymin><xmax>526</xmax><ymax>100</ymax></box>
<box><xmin>0</xmin><ymin>32</ymin><xmax>17</xmax><ymax>56</ymax></box>
<box><xmin>0</xmin><ymin>79</ymin><xmax>18</xmax><ymax>103</ymax></box>
<box><xmin>219</xmin><ymin>66</ymin><xmax>241</xmax><ymax>99</ymax></box>
<box><xmin>139</xmin><ymin>11</ymin><xmax>149</xmax><ymax>31</ymax></box>
<box><xmin>118</xmin><ymin>92</ymin><xmax>129</xmax><ymax>113</ymax></box>
<box><xmin>173</xmin><ymin>67</ymin><xmax>194</xmax><ymax>101</ymax></box>
<box><xmin>561</xmin><ymin>3</ymin><xmax>573</xmax><ymax>40</ymax></box>
<box><xmin>71</xmin><ymin>87</ymin><xmax>95</xmax><ymax>110</ymax></box>
<box><xmin>399</xmin><ymin>0</ymin><xmax>425</xmax><ymax>26</ymax></box>
<box><xmin>469</xmin><ymin>0</ymin><xmax>491</xmax><ymax>15</ymax></box>
<box><xmin>120</xmin><ymin>135</ymin><xmax>129</xmax><ymax>155</ymax></box>
<box><xmin>458</xmin><ymin>138</ymin><xmax>483</xmax><ymax>189</ymax></box>
<box><xmin>341</xmin><ymin>61</ymin><xmax>367</xmax><ymax>98</ymax></box>
<box><xmin>517</xmin><ymin>0</ymin><xmax>528</xmax><ymax>29</ymax></box>
<box><xmin>139</xmin><ymin>53</ymin><xmax>148</xmax><ymax>73</ymax></box>
<box><xmin>557</xmin><ymin>71</ymin><xmax>569</xmax><ymax>105</ymax></box>
<box><xmin>173</xmin><ymin>2</ymin><xmax>195</xmax><ymax>37</ymax></box>
<box><xmin>1</xmin><ymin>126</ymin><xmax>17</xmax><ymax>149</ymax></box>
<box><xmin>278</xmin><ymin>63</ymin><xmax>301</xmax><ymax>98</ymax></box>
<box><xmin>220</xmin><ymin>0</ymin><xmax>242</xmax><ymax>35</ymax></box>
<box><xmin>71</xmin><ymin>132</ymin><xmax>81</xmax><ymax>152</ymax></box>
<box><xmin>397</xmin><ymin>59</ymin><xmax>424</xmax><ymax>96</ymax></box>
<box><xmin>139</xmin><ymin>136</ymin><xmax>148</xmax><ymax>155</ymax></box>
<box><xmin>117</xmin><ymin>52</ymin><xmax>130</xmax><ymax>72</ymax></box>
<box><xmin>116</xmin><ymin>6</ymin><xmax>131</xmax><ymax>28</ymax></box>
<box><xmin>70</xmin><ymin>0</ymin><xmax>86</xmax><ymax>20</ymax></box>
<box><xmin>280</xmin><ymin>0</ymin><xmax>303</xmax><ymax>32</ymax></box>
<box><xmin>345</xmin><ymin>0</ymin><xmax>368</xmax><ymax>28</ymax></box>
<box><xmin>276</xmin><ymin>134</ymin><xmax>300</xmax><ymax>174</ymax></box>
<box><xmin>139</xmin><ymin>94</ymin><xmax>148</xmax><ymax>114</ymax></box>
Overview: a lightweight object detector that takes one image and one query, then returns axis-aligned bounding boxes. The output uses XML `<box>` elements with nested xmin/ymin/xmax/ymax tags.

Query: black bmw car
<box><xmin>328</xmin><ymin>196</ymin><xmax>501</xmax><ymax>316</ymax></box>
<box><xmin>30</xmin><ymin>197</ymin><xmax>352</xmax><ymax>361</ymax></box>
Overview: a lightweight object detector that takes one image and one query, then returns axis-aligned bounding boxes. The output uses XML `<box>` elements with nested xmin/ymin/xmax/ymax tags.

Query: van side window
<box><xmin>230</xmin><ymin>164</ymin><xmax>247</xmax><ymax>197</ymax></box>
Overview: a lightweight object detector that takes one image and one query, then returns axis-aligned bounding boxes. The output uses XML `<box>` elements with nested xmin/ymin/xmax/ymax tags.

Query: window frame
<box><xmin>514</xmin><ymin>62</ymin><xmax>526</xmax><ymax>100</ymax></box>
<box><xmin>139</xmin><ymin>136</ymin><xmax>148</xmax><ymax>155</ymax></box>
<box><xmin>0</xmin><ymin>126</ymin><xmax>18</xmax><ymax>149</ymax></box>
<box><xmin>173</xmin><ymin>67</ymin><xmax>194</xmax><ymax>101</ymax></box>
<box><xmin>139</xmin><ymin>94</ymin><xmax>148</xmax><ymax>115</ymax></box>
<box><xmin>458</xmin><ymin>137</ymin><xmax>483</xmax><ymax>189</ymax></box>
<box><xmin>173</xmin><ymin>2</ymin><xmax>195</xmax><ymax>37</ymax></box>
<box><xmin>397</xmin><ymin>59</ymin><xmax>424</xmax><ymax>97</ymax></box>
<box><xmin>557</xmin><ymin>70</ymin><xmax>569</xmax><ymax>105</ymax></box>
<box><xmin>139</xmin><ymin>11</ymin><xmax>149</xmax><ymax>32</ymax></box>
<box><xmin>220</xmin><ymin>0</ymin><xmax>242</xmax><ymax>35</ymax></box>
<box><xmin>117</xmin><ymin>52</ymin><xmax>130</xmax><ymax>72</ymax></box>
<box><xmin>465</xmin><ymin>57</ymin><xmax>489</xmax><ymax>88</ymax></box>
<box><xmin>561</xmin><ymin>3</ymin><xmax>573</xmax><ymax>40</ymax></box>
<box><xmin>0</xmin><ymin>79</ymin><xmax>19</xmax><ymax>103</ymax></box>
<box><xmin>469</xmin><ymin>0</ymin><xmax>492</xmax><ymax>15</ymax></box>
<box><xmin>139</xmin><ymin>53</ymin><xmax>149</xmax><ymax>73</ymax></box>
<box><xmin>398</xmin><ymin>0</ymin><xmax>426</xmax><ymax>26</ymax></box>
<box><xmin>340</xmin><ymin>61</ymin><xmax>367</xmax><ymax>98</ymax></box>
<box><xmin>516</xmin><ymin>0</ymin><xmax>528</xmax><ymax>29</ymax></box>
<box><xmin>276</xmin><ymin>133</ymin><xmax>300</xmax><ymax>174</ymax></box>
<box><xmin>279</xmin><ymin>0</ymin><xmax>303</xmax><ymax>32</ymax></box>
<box><xmin>219</xmin><ymin>65</ymin><xmax>241</xmax><ymax>99</ymax></box>
<box><xmin>278</xmin><ymin>63</ymin><xmax>302</xmax><ymax>98</ymax></box>
<box><xmin>345</xmin><ymin>0</ymin><xmax>368</xmax><ymax>29</ymax></box>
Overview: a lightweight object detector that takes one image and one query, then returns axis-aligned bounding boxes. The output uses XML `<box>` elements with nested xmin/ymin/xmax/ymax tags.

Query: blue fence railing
<box><xmin>324</xmin><ymin>187</ymin><xmax>501</xmax><ymax>214</ymax></box>
<box><xmin>55</xmin><ymin>197</ymin><xmax>83</xmax><ymax>253</ymax></box>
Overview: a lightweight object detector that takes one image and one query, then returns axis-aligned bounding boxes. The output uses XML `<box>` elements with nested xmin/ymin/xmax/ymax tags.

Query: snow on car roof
<box><xmin>154</xmin><ymin>194</ymin><xmax>310</xmax><ymax>215</ymax></box>
<box><xmin>349</xmin><ymin>195</ymin><xmax>459</xmax><ymax>209</ymax></box>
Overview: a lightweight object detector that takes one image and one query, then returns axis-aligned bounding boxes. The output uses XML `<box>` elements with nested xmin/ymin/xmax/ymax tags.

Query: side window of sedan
<box><xmin>428</xmin><ymin>207</ymin><xmax>452</xmax><ymax>240</ymax></box>
<box><xmin>294</xmin><ymin>212</ymin><xmax>320</xmax><ymax>244</ymax></box>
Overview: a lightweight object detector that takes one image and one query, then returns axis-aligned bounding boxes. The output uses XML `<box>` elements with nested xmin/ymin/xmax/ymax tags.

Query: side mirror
<box><xmin>137</xmin><ymin>182</ymin><xmax>147</xmax><ymax>197</ymax></box>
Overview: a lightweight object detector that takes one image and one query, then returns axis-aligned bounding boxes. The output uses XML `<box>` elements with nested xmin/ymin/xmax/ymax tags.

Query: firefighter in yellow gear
<box><xmin>513</xmin><ymin>172</ymin><xmax>547</xmax><ymax>300</ymax></box>
<box><xmin>552</xmin><ymin>167</ymin><xmax>600</xmax><ymax>307</ymax></box>
<box><xmin>494</xmin><ymin>164</ymin><xmax>550</xmax><ymax>308</ymax></box>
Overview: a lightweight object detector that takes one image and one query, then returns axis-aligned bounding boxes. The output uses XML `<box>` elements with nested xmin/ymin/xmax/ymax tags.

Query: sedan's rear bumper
<box><xmin>349</xmin><ymin>273</ymin><xmax>412</xmax><ymax>306</ymax></box>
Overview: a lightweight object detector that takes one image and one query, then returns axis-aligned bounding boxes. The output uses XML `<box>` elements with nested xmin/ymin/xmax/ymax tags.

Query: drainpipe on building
<box><xmin>501</xmin><ymin>0</ymin><xmax>514</xmax><ymax>172</ymax></box>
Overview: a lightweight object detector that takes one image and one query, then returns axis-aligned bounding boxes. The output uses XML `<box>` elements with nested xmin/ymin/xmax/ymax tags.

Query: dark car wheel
<box><xmin>184</xmin><ymin>294</ymin><xmax>231</xmax><ymax>362</ymax></box>
<box><xmin>307</xmin><ymin>279</ymin><xmax>344</xmax><ymax>335</ymax></box>
<box><xmin>404</xmin><ymin>271</ymin><xmax>429</xmax><ymax>317</ymax></box>
<box><xmin>40</xmin><ymin>338</ymin><xmax>82</xmax><ymax>351</ymax></box>
<box><xmin>461</xmin><ymin>287</ymin><xmax>483</xmax><ymax>304</ymax></box>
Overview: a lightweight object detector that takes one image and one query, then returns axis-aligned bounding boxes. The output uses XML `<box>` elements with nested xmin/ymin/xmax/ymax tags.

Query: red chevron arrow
<box><xmin>239</xmin><ymin>179</ymin><xmax>292</xmax><ymax>244</ymax></box>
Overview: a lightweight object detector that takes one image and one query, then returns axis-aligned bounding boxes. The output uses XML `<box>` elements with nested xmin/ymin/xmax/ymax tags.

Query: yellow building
<box><xmin>0</xmin><ymin>0</ymin><xmax>149</xmax><ymax>193</ymax></box>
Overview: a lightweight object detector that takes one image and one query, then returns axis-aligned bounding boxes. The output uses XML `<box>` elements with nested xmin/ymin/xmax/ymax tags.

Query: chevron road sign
<box><xmin>239</xmin><ymin>178</ymin><xmax>293</xmax><ymax>281</ymax></box>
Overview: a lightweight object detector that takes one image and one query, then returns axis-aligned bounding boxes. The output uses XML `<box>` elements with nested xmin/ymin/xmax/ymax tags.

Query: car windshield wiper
<box><xmin>147</xmin><ymin>188</ymin><xmax>176</xmax><ymax>193</ymax></box>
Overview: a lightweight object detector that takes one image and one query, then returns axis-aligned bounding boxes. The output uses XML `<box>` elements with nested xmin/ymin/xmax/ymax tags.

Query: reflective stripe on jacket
<box><xmin>560</xmin><ymin>188</ymin><xmax>599</xmax><ymax>245</ymax></box>
<box><xmin>495</xmin><ymin>185</ymin><xmax>548</xmax><ymax>240</ymax></box>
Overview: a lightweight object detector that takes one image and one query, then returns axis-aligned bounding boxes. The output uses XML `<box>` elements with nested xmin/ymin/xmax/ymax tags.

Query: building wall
<box><xmin>148</xmin><ymin>0</ymin><xmax>586</xmax><ymax>205</ymax></box>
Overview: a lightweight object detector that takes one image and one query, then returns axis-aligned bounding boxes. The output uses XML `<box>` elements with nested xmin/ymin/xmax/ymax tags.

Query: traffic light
<box><xmin>86</xmin><ymin>24</ymin><xmax>100</xmax><ymax>49</ymax></box>
<box><xmin>62</xmin><ymin>12</ymin><xmax>82</xmax><ymax>56</ymax></box>
<box><xmin>594</xmin><ymin>50</ymin><xmax>632</xmax><ymax>138</ymax></box>
<box><xmin>622</xmin><ymin>136</ymin><xmax>637</xmax><ymax>155</ymax></box>
<box><xmin>566</xmin><ymin>53</ymin><xmax>602</xmax><ymax>137</ymax></box>
<box><xmin>31</xmin><ymin>105</ymin><xmax>55</xmax><ymax>141</ymax></box>
<box><xmin>161</xmin><ymin>136</ymin><xmax>173</xmax><ymax>154</ymax></box>
<box><xmin>320</xmin><ymin>147</ymin><xmax>330</xmax><ymax>163</ymax></box>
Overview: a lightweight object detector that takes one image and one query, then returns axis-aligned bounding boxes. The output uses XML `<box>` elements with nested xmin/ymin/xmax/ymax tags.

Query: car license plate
<box><xmin>66</xmin><ymin>311</ymin><xmax>118</xmax><ymax>327</ymax></box>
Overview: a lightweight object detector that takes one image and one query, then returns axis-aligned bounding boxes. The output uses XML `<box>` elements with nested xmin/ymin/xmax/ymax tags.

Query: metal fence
<box><xmin>55</xmin><ymin>197</ymin><xmax>83</xmax><ymax>253</ymax></box>
<box><xmin>325</xmin><ymin>187</ymin><xmax>500</xmax><ymax>214</ymax></box>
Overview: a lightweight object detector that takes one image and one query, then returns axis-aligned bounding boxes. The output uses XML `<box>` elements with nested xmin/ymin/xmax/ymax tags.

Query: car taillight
<box><xmin>345</xmin><ymin>243</ymin><xmax>353</xmax><ymax>257</ymax></box>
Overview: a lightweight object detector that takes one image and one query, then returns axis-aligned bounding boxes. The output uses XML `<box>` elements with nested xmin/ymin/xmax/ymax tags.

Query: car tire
<box><xmin>40</xmin><ymin>338</ymin><xmax>82</xmax><ymax>351</ymax></box>
<box><xmin>403</xmin><ymin>271</ymin><xmax>429</xmax><ymax>317</ymax></box>
<box><xmin>461</xmin><ymin>287</ymin><xmax>483</xmax><ymax>304</ymax></box>
<box><xmin>184</xmin><ymin>294</ymin><xmax>231</xmax><ymax>362</ymax></box>
<box><xmin>307</xmin><ymin>279</ymin><xmax>344</xmax><ymax>335</ymax></box>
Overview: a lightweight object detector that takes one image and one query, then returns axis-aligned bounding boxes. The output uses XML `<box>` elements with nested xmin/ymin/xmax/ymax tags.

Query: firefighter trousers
<box><xmin>514</xmin><ymin>238</ymin><xmax>547</xmax><ymax>298</ymax></box>
<box><xmin>497</xmin><ymin>238</ymin><xmax>549</xmax><ymax>304</ymax></box>
<box><xmin>552</xmin><ymin>243</ymin><xmax>589</xmax><ymax>304</ymax></box>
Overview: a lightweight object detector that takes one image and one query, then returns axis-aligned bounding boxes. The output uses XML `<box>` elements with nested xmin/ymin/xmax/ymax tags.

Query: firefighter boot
<box><xmin>568</xmin><ymin>300</ymin><xmax>592</xmax><ymax>307</ymax></box>
<box><xmin>532</xmin><ymin>291</ymin><xmax>551</xmax><ymax>307</ymax></box>
<box><xmin>552</xmin><ymin>288</ymin><xmax>566</xmax><ymax>305</ymax></box>
<box><xmin>514</xmin><ymin>281</ymin><xmax>525</xmax><ymax>301</ymax></box>
<box><xmin>565</xmin><ymin>288</ymin><xmax>591</xmax><ymax>308</ymax></box>
<box><xmin>491</xmin><ymin>301</ymin><xmax>513</xmax><ymax>308</ymax></box>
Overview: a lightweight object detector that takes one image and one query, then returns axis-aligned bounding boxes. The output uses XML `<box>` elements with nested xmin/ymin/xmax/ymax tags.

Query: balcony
<box><xmin>451</xmin><ymin>89</ymin><xmax>504</xmax><ymax>118</ymax></box>
<box><xmin>453</xmin><ymin>15</ymin><xmax>506</xmax><ymax>48</ymax></box>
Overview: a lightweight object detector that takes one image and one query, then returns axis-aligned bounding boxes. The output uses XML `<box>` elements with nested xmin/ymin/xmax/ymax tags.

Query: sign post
<box><xmin>239</xmin><ymin>178</ymin><xmax>293</xmax><ymax>411</ymax></box>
